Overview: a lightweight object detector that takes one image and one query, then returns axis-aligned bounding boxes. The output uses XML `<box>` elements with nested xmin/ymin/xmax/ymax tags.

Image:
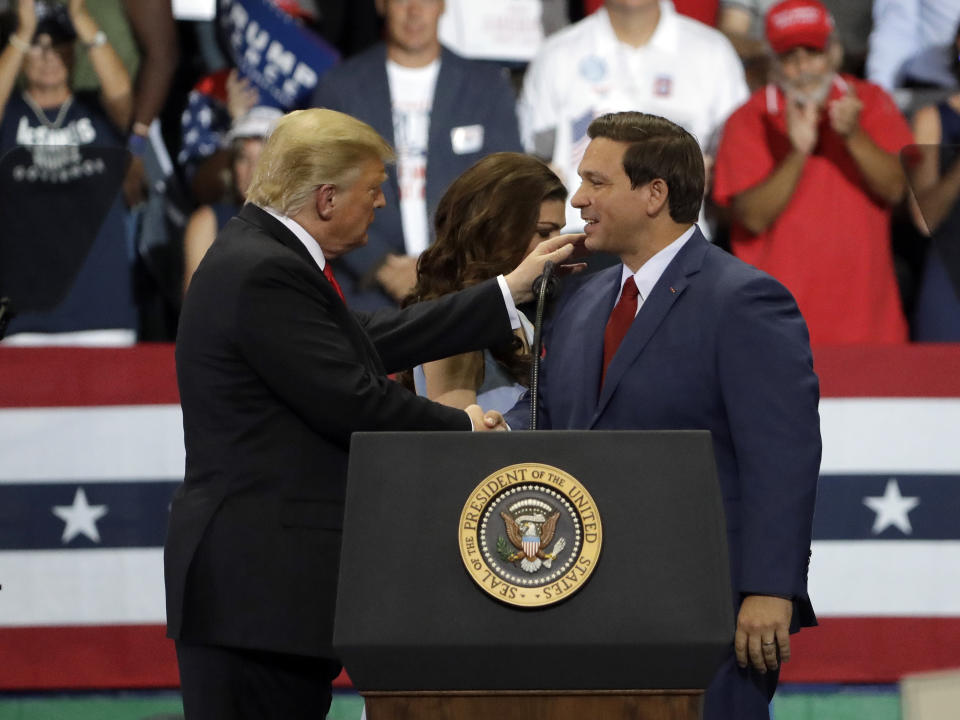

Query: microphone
<box><xmin>529</xmin><ymin>261</ymin><xmax>556</xmax><ymax>430</ymax></box>
<box><xmin>531</xmin><ymin>260</ymin><xmax>560</xmax><ymax>300</ymax></box>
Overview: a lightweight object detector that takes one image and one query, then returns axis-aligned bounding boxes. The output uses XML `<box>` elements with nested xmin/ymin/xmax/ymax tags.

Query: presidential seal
<box><xmin>458</xmin><ymin>463</ymin><xmax>602</xmax><ymax>608</ymax></box>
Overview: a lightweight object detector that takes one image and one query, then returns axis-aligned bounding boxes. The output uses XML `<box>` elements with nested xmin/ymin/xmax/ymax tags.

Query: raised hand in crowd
<box><xmin>786</xmin><ymin>95</ymin><xmax>819</xmax><ymax>156</ymax></box>
<box><xmin>15</xmin><ymin>0</ymin><xmax>37</xmax><ymax>39</ymax></box>
<box><xmin>828</xmin><ymin>86</ymin><xmax>864</xmax><ymax>139</ymax></box>
<box><xmin>226</xmin><ymin>69</ymin><xmax>259</xmax><ymax>122</ymax></box>
<box><xmin>67</xmin><ymin>0</ymin><xmax>132</xmax><ymax>131</ymax></box>
<box><xmin>0</xmin><ymin>1</ymin><xmax>36</xmax><ymax>127</ymax></box>
<box><xmin>66</xmin><ymin>0</ymin><xmax>119</xmax><ymax>47</ymax></box>
<box><xmin>65</xmin><ymin>0</ymin><xmax>93</xmax><ymax>32</ymax></box>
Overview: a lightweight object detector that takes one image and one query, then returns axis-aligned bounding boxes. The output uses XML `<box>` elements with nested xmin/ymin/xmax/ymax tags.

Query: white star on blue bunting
<box><xmin>863</xmin><ymin>478</ymin><xmax>920</xmax><ymax>535</ymax></box>
<box><xmin>52</xmin><ymin>487</ymin><xmax>108</xmax><ymax>544</ymax></box>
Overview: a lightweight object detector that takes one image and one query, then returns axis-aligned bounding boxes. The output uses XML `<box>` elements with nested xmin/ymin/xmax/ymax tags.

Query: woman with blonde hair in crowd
<box><xmin>406</xmin><ymin>151</ymin><xmax>567</xmax><ymax>412</ymax></box>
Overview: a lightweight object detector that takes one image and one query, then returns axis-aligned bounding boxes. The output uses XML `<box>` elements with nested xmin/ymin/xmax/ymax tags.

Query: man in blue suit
<box><xmin>511</xmin><ymin>111</ymin><xmax>821</xmax><ymax>719</ymax></box>
<box><xmin>312</xmin><ymin>0</ymin><xmax>522</xmax><ymax>311</ymax></box>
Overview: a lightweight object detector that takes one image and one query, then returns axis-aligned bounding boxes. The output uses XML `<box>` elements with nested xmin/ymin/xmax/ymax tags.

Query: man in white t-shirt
<box><xmin>519</xmin><ymin>0</ymin><xmax>748</xmax><ymax>232</ymax></box>
<box><xmin>313</xmin><ymin>0</ymin><xmax>522</xmax><ymax>310</ymax></box>
<box><xmin>437</xmin><ymin>0</ymin><xmax>570</xmax><ymax>63</ymax></box>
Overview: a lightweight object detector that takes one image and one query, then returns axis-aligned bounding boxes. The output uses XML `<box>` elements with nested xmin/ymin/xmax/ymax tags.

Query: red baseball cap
<box><xmin>765</xmin><ymin>0</ymin><xmax>834</xmax><ymax>54</ymax></box>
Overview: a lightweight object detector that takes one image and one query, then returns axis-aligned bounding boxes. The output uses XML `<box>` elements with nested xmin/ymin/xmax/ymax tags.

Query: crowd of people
<box><xmin>0</xmin><ymin>0</ymin><xmax>959</xmax><ymax>344</ymax></box>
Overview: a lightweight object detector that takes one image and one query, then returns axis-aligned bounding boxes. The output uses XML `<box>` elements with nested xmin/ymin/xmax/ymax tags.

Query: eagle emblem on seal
<box><xmin>498</xmin><ymin>500</ymin><xmax>567</xmax><ymax>573</ymax></box>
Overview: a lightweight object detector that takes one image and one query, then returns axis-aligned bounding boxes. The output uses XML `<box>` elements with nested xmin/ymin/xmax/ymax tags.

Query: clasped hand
<box><xmin>465</xmin><ymin>404</ymin><xmax>507</xmax><ymax>432</ymax></box>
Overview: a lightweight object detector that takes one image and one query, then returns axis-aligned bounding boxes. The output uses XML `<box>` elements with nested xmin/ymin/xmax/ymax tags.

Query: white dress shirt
<box><xmin>613</xmin><ymin>224</ymin><xmax>697</xmax><ymax>313</ymax></box>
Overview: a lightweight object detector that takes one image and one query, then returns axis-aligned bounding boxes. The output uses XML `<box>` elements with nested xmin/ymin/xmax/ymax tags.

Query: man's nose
<box><xmin>794</xmin><ymin>49</ymin><xmax>817</xmax><ymax>74</ymax></box>
<box><xmin>571</xmin><ymin>183</ymin><xmax>588</xmax><ymax>208</ymax></box>
<box><xmin>374</xmin><ymin>189</ymin><xmax>386</xmax><ymax>208</ymax></box>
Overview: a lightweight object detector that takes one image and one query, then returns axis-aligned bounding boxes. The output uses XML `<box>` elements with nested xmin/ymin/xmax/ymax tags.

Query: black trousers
<box><xmin>176</xmin><ymin>641</ymin><xmax>342</xmax><ymax>720</ymax></box>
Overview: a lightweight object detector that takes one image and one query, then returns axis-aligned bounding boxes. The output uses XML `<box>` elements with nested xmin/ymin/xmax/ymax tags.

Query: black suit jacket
<box><xmin>165</xmin><ymin>204</ymin><xmax>513</xmax><ymax>657</ymax></box>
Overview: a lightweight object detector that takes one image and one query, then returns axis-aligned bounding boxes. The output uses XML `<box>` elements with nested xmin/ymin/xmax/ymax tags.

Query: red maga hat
<box><xmin>765</xmin><ymin>0</ymin><xmax>834</xmax><ymax>54</ymax></box>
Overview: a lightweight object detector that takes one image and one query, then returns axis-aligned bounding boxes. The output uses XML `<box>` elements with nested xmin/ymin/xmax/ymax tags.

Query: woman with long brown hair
<box><xmin>406</xmin><ymin>152</ymin><xmax>567</xmax><ymax>412</ymax></box>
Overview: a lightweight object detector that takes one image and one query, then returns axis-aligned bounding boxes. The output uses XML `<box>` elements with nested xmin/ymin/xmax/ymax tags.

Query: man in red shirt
<box><xmin>713</xmin><ymin>0</ymin><xmax>911</xmax><ymax>345</ymax></box>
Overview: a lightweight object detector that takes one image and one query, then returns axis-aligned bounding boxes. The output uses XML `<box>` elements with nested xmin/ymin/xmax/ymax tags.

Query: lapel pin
<box><xmin>670</xmin><ymin>287</ymin><xmax>676</xmax><ymax>293</ymax></box>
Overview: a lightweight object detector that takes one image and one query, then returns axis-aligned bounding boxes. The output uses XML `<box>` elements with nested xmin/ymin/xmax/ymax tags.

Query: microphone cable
<box><xmin>529</xmin><ymin>261</ymin><xmax>558</xmax><ymax>430</ymax></box>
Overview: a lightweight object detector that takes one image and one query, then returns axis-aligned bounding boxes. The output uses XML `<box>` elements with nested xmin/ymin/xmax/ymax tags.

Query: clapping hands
<box><xmin>786</xmin><ymin>96</ymin><xmax>819</xmax><ymax>156</ymax></box>
<box><xmin>827</xmin><ymin>86</ymin><xmax>863</xmax><ymax>139</ymax></box>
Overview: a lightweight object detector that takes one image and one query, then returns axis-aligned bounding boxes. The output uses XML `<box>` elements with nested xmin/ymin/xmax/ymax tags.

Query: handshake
<box><xmin>465</xmin><ymin>405</ymin><xmax>508</xmax><ymax>432</ymax></box>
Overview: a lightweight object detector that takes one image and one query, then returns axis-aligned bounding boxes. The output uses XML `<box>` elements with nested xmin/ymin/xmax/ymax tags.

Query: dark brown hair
<box><xmin>404</xmin><ymin>152</ymin><xmax>566</xmax><ymax>385</ymax></box>
<box><xmin>587</xmin><ymin>112</ymin><xmax>704</xmax><ymax>223</ymax></box>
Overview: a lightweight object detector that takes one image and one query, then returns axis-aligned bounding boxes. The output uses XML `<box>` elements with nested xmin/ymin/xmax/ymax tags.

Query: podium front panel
<box><xmin>334</xmin><ymin>431</ymin><xmax>733</xmax><ymax>691</ymax></box>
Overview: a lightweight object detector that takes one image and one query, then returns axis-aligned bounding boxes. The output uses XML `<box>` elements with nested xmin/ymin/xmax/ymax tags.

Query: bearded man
<box><xmin>713</xmin><ymin>0</ymin><xmax>913</xmax><ymax>345</ymax></box>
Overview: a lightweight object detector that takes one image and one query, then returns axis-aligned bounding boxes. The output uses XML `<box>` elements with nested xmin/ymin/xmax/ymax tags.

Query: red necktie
<box><xmin>322</xmin><ymin>263</ymin><xmax>345</xmax><ymax>303</ymax></box>
<box><xmin>602</xmin><ymin>276</ymin><xmax>639</xmax><ymax>385</ymax></box>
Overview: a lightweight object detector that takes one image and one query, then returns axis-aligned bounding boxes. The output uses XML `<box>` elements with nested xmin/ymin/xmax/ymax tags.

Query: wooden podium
<box><xmin>363</xmin><ymin>690</ymin><xmax>702</xmax><ymax>720</ymax></box>
<box><xmin>335</xmin><ymin>431</ymin><xmax>734</xmax><ymax>720</ymax></box>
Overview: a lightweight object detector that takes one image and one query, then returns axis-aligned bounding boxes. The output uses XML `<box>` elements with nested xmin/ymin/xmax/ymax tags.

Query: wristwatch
<box><xmin>83</xmin><ymin>31</ymin><xmax>107</xmax><ymax>50</ymax></box>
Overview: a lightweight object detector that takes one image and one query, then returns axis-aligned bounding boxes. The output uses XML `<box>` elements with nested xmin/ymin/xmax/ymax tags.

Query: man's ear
<box><xmin>316</xmin><ymin>184</ymin><xmax>337</xmax><ymax>221</ymax></box>
<box><xmin>646</xmin><ymin>178</ymin><xmax>670</xmax><ymax>216</ymax></box>
<box><xmin>374</xmin><ymin>0</ymin><xmax>386</xmax><ymax>17</ymax></box>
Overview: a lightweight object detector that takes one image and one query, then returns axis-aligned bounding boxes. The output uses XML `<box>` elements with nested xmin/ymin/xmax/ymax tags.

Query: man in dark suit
<box><xmin>508</xmin><ymin>112</ymin><xmax>821</xmax><ymax>719</ymax></box>
<box><xmin>166</xmin><ymin>107</ymin><xmax>576</xmax><ymax>719</ymax></box>
<box><xmin>311</xmin><ymin>0</ymin><xmax>523</xmax><ymax>311</ymax></box>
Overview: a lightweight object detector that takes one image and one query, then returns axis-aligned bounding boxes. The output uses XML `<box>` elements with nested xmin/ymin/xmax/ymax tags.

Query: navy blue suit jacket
<box><xmin>511</xmin><ymin>229</ymin><xmax>821</xmax><ymax>625</ymax></box>
<box><xmin>312</xmin><ymin>44</ymin><xmax>523</xmax><ymax>310</ymax></box>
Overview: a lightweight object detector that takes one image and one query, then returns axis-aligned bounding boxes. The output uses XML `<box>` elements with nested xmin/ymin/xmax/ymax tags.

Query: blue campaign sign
<box><xmin>218</xmin><ymin>0</ymin><xmax>340</xmax><ymax>110</ymax></box>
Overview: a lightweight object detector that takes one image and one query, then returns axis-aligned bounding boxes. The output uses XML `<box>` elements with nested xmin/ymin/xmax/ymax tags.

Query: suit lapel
<box><xmin>592</xmin><ymin>231</ymin><xmax>709</xmax><ymax>424</ymax></box>
<box><xmin>562</xmin><ymin>267</ymin><xmax>621</xmax><ymax>427</ymax></box>
<box><xmin>426</xmin><ymin>48</ymin><xmax>458</xmax><ymax>213</ymax></box>
<box><xmin>363</xmin><ymin>45</ymin><xmax>396</xmax><ymax>146</ymax></box>
<box><xmin>367</xmin><ymin>45</ymin><xmax>401</xmax><ymax>206</ymax></box>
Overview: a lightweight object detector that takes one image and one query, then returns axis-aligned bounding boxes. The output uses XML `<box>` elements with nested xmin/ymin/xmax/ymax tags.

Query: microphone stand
<box><xmin>529</xmin><ymin>261</ymin><xmax>557</xmax><ymax>430</ymax></box>
<box><xmin>0</xmin><ymin>298</ymin><xmax>12</xmax><ymax>340</ymax></box>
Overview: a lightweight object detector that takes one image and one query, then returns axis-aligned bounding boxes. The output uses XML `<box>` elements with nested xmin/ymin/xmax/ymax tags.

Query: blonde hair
<box><xmin>245</xmin><ymin>108</ymin><xmax>395</xmax><ymax>216</ymax></box>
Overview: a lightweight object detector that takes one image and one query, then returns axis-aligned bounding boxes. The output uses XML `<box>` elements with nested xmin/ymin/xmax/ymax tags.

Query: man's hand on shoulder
<box><xmin>735</xmin><ymin>594</ymin><xmax>793</xmax><ymax>673</ymax></box>
<box><xmin>465</xmin><ymin>405</ymin><xmax>507</xmax><ymax>432</ymax></box>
